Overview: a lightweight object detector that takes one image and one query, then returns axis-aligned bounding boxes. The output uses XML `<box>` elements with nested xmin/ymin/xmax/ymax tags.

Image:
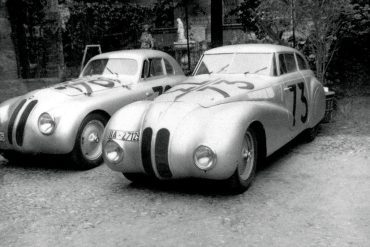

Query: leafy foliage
<box><xmin>232</xmin><ymin>0</ymin><xmax>293</xmax><ymax>43</ymax></box>
<box><xmin>234</xmin><ymin>0</ymin><xmax>369</xmax><ymax>85</ymax></box>
<box><xmin>152</xmin><ymin>0</ymin><xmax>175</xmax><ymax>28</ymax></box>
<box><xmin>63</xmin><ymin>1</ymin><xmax>152</xmax><ymax>66</ymax></box>
<box><xmin>6</xmin><ymin>0</ymin><xmax>48</xmax><ymax>78</ymax></box>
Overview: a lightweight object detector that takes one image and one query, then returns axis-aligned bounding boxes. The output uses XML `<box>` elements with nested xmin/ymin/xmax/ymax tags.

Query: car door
<box><xmin>138</xmin><ymin>57</ymin><xmax>176</xmax><ymax>100</ymax></box>
<box><xmin>278</xmin><ymin>52</ymin><xmax>309</xmax><ymax>137</ymax></box>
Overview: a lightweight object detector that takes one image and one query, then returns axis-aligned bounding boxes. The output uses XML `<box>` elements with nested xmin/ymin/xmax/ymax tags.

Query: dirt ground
<box><xmin>0</xmin><ymin>96</ymin><xmax>370</xmax><ymax>247</ymax></box>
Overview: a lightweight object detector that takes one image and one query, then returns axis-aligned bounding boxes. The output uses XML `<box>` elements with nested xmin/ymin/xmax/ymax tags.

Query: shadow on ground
<box><xmin>0</xmin><ymin>153</ymin><xmax>79</xmax><ymax>171</ymax></box>
<box><xmin>120</xmin><ymin>133</ymin><xmax>309</xmax><ymax>197</ymax></box>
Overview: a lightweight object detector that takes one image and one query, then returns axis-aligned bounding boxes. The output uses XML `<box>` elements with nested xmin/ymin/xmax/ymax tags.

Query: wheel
<box><xmin>301</xmin><ymin>124</ymin><xmax>319</xmax><ymax>143</ymax></box>
<box><xmin>71</xmin><ymin>113</ymin><xmax>108</xmax><ymax>170</ymax></box>
<box><xmin>122</xmin><ymin>173</ymin><xmax>147</xmax><ymax>182</ymax></box>
<box><xmin>226</xmin><ymin>128</ymin><xmax>258</xmax><ymax>193</ymax></box>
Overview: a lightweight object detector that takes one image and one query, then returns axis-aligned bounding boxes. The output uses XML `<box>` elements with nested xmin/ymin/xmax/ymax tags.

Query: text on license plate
<box><xmin>108</xmin><ymin>130</ymin><xmax>139</xmax><ymax>142</ymax></box>
<box><xmin>0</xmin><ymin>132</ymin><xmax>4</xmax><ymax>142</ymax></box>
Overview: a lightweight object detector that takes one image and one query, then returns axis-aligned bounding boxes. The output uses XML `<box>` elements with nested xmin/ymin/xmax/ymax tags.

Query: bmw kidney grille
<box><xmin>141</xmin><ymin>127</ymin><xmax>172</xmax><ymax>178</ymax></box>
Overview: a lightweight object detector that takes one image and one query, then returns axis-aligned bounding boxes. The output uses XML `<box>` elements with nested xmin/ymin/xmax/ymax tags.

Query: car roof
<box><xmin>92</xmin><ymin>49</ymin><xmax>173</xmax><ymax>60</ymax></box>
<box><xmin>205</xmin><ymin>44</ymin><xmax>298</xmax><ymax>54</ymax></box>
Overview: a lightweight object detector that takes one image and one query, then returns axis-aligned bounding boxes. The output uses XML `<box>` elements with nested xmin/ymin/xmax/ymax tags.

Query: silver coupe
<box><xmin>0</xmin><ymin>49</ymin><xmax>186</xmax><ymax>169</ymax></box>
<box><xmin>102</xmin><ymin>44</ymin><xmax>327</xmax><ymax>192</ymax></box>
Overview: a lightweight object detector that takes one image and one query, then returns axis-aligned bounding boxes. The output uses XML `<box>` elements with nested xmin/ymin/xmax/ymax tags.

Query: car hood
<box><xmin>0</xmin><ymin>75</ymin><xmax>132</xmax><ymax>116</ymax></box>
<box><xmin>51</xmin><ymin>76</ymin><xmax>128</xmax><ymax>96</ymax></box>
<box><xmin>155</xmin><ymin>74</ymin><xmax>272</xmax><ymax>107</ymax></box>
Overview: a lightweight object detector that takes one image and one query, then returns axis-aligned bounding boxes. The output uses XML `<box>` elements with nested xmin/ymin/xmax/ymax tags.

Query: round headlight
<box><xmin>103</xmin><ymin>140</ymin><xmax>124</xmax><ymax>164</ymax></box>
<box><xmin>193</xmin><ymin>145</ymin><xmax>217</xmax><ymax>171</ymax></box>
<box><xmin>38</xmin><ymin>112</ymin><xmax>55</xmax><ymax>135</ymax></box>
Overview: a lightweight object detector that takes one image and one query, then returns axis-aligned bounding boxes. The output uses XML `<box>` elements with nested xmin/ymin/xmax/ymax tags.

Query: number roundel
<box><xmin>288</xmin><ymin>82</ymin><xmax>308</xmax><ymax>127</ymax></box>
<box><xmin>298</xmin><ymin>82</ymin><xmax>308</xmax><ymax>123</ymax></box>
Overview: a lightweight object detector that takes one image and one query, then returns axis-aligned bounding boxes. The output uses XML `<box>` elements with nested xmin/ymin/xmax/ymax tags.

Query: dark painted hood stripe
<box><xmin>7</xmin><ymin>99</ymin><xmax>27</xmax><ymax>145</ymax></box>
<box><xmin>141</xmin><ymin>128</ymin><xmax>155</xmax><ymax>177</ymax></box>
<box><xmin>155</xmin><ymin>128</ymin><xmax>172</xmax><ymax>178</ymax></box>
<box><xmin>15</xmin><ymin>100</ymin><xmax>38</xmax><ymax>146</ymax></box>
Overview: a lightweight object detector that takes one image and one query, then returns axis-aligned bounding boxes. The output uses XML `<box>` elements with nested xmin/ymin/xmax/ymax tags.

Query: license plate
<box><xmin>0</xmin><ymin>132</ymin><xmax>4</xmax><ymax>142</ymax></box>
<box><xmin>108</xmin><ymin>130</ymin><xmax>139</xmax><ymax>142</ymax></box>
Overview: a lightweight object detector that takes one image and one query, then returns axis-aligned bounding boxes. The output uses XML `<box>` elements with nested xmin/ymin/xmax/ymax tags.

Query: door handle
<box><xmin>284</xmin><ymin>86</ymin><xmax>292</xmax><ymax>92</ymax></box>
<box><xmin>145</xmin><ymin>92</ymin><xmax>154</xmax><ymax>97</ymax></box>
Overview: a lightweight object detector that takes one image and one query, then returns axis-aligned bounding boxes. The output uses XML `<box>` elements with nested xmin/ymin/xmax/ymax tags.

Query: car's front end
<box><xmin>0</xmin><ymin>89</ymin><xmax>82</xmax><ymax>156</ymax></box>
<box><xmin>102</xmin><ymin>100</ymin><xmax>247</xmax><ymax>180</ymax></box>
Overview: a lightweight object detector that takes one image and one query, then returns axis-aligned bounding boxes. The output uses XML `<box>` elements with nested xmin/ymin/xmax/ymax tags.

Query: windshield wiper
<box><xmin>216</xmin><ymin>64</ymin><xmax>230</xmax><ymax>74</ymax></box>
<box><xmin>105</xmin><ymin>66</ymin><xmax>119</xmax><ymax>77</ymax></box>
<box><xmin>253</xmin><ymin>67</ymin><xmax>267</xmax><ymax>74</ymax></box>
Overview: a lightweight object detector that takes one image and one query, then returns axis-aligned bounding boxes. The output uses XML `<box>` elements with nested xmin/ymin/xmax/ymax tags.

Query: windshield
<box><xmin>195</xmin><ymin>53</ymin><xmax>273</xmax><ymax>76</ymax></box>
<box><xmin>82</xmin><ymin>58</ymin><xmax>138</xmax><ymax>77</ymax></box>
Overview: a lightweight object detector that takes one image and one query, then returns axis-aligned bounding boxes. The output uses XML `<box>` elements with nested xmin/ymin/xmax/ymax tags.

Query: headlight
<box><xmin>103</xmin><ymin>140</ymin><xmax>124</xmax><ymax>164</ymax></box>
<box><xmin>193</xmin><ymin>145</ymin><xmax>217</xmax><ymax>171</ymax></box>
<box><xmin>38</xmin><ymin>112</ymin><xmax>56</xmax><ymax>135</ymax></box>
<box><xmin>0</xmin><ymin>105</ymin><xmax>9</xmax><ymax>123</ymax></box>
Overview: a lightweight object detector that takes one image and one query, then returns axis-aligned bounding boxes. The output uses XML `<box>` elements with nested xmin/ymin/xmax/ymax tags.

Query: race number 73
<box><xmin>286</xmin><ymin>82</ymin><xmax>308</xmax><ymax>126</ymax></box>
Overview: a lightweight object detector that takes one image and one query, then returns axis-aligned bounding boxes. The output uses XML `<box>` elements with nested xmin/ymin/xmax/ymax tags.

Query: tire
<box><xmin>301</xmin><ymin>124</ymin><xmax>319</xmax><ymax>143</ymax></box>
<box><xmin>71</xmin><ymin>113</ymin><xmax>108</xmax><ymax>170</ymax></box>
<box><xmin>122</xmin><ymin>173</ymin><xmax>147</xmax><ymax>182</ymax></box>
<box><xmin>226</xmin><ymin>128</ymin><xmax>258</xmax><ymax>194</ymax></box>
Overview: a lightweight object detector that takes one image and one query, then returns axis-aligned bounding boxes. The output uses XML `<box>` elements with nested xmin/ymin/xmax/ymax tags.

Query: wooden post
<box><xmin>211</xmin><ymin>0</ymin><xmax>223</xmax><ymax>47</ymax></box>
<box><xmin>184</xmin><ymin>0</ymin><xmax>191</xmax><ymax>72</ymax></box>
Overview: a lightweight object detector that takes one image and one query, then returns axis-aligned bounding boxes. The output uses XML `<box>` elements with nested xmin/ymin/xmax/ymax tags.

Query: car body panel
<box><xmin>103</xmin><ymin>44</ymin><xmax>326</xmax><ymax>180</ymax></box>
<box><xmin>0</xmin><ymin>50</ymin><xmax>186</xmax><ymax>155</ymax></box>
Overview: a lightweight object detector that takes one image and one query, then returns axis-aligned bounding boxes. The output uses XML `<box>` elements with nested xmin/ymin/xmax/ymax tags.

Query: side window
<box><xmin>296</xmin><ymin>53</ymin><xmax>308</xmax><ymax>70</ymax></box>
<box><xmin>164</xmin><ymin>59</ymin><xmax>174</xmax><ymax>75</ymax></box>
<box><xmin>284</xmin><ymin>53</ymin><xmax>297</xmax><ymax>73</ymax></box>
<box><xmin>149</xmin><ymin>58</ymin><xmax>164</xmax><ymax>77</ymax></box>
<box><xmin>278</xmin><ymin>54</ymin><xmax>288</xmax><ymax>75</ymax></box>
<box><xmin>141</xmin><ymin>60</ymin><xmax>149</xmax><ymax>79</ymax></box>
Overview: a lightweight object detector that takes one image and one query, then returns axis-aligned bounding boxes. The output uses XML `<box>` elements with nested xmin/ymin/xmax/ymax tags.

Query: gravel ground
<box><xmin>1</xmin><ymin>96</ymin><xmax>370</xmax><ymax>247</ymax></box>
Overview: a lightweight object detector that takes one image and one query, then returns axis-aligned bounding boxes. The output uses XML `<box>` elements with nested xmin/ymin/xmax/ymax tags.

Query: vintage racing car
<box><xmin>102</xmin><ymin>44</ymin><xmax>326</xmax><ymax>192</ymax></box>
<box><xmin>0</xmin><ymin>49</ymin><xmax>185</xmax><ymax>169</ymax></box>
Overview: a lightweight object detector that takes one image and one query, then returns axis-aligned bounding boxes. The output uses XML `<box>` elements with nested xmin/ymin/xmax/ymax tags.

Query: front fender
<box><xmin>19</xmin><ymin>100</ymin><xmax>103</xmax><ymax>154</ymax></box>
<box><xmin>170</xmin><ymin>100</ymin><xmax>289</xmax><ymax>179</ymax></box>
<box><xmin>103</xmin><ymin>101</ymin><xmax>153</xmax><ymax>172</ymax></box>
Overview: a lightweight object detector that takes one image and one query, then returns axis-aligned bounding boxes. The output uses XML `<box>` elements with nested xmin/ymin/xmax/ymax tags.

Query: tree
<box><xmin>233</xmin><ymin>0</ymin><xmax>294</xmax><ymax>44</ymax></box>
<box><xmin>235</xmin><ymin>0</ymin><xmax>355</xmax><ymax>83</ymax></box>
<box><xmin>302</xmin><ymin>0</ymin><xmax>353</xmax><ymax>83</ymax></box>
<box><xmin>63</xmin><ymin>1</ymin><xmax>152</xmax><ymax>67</ymax></box>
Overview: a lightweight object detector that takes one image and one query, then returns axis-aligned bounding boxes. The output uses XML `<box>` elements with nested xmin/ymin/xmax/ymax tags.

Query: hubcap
<box><xmin>80</xmin><ymin>120</ymin><xmax>105</xmax><ymax>161</ymax></box>
<box><xmin>238</xmin><ymin>131</ymin><xmax>255</xmax><ymax>180</ymax></box>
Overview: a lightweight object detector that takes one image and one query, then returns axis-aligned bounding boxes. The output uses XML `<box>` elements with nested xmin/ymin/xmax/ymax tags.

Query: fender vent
<box><xmin>7</xmin><ymin>99</ymin><xmax>27</xmax><ymax>145</ymax></box>
<box><xmin>155</xmin><ymin>128</ymin><xmax>172</xmax><ymax>178</ymax></box>
<box><xmin>141</xmin><ymin>128</ymin><xmax>155</xmax><ymax>176</ymax></box>
<box><xmin>15</xmin><ymin>100</ymin><xmax>38</xmax><ymax>146</ymax></box>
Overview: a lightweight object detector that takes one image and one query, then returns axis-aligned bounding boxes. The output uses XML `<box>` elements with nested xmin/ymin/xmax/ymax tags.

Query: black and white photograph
<box><xmin>0</xmin><ymin>0</ymin><xmax>369</xmax><ymax>246</ymax></box>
